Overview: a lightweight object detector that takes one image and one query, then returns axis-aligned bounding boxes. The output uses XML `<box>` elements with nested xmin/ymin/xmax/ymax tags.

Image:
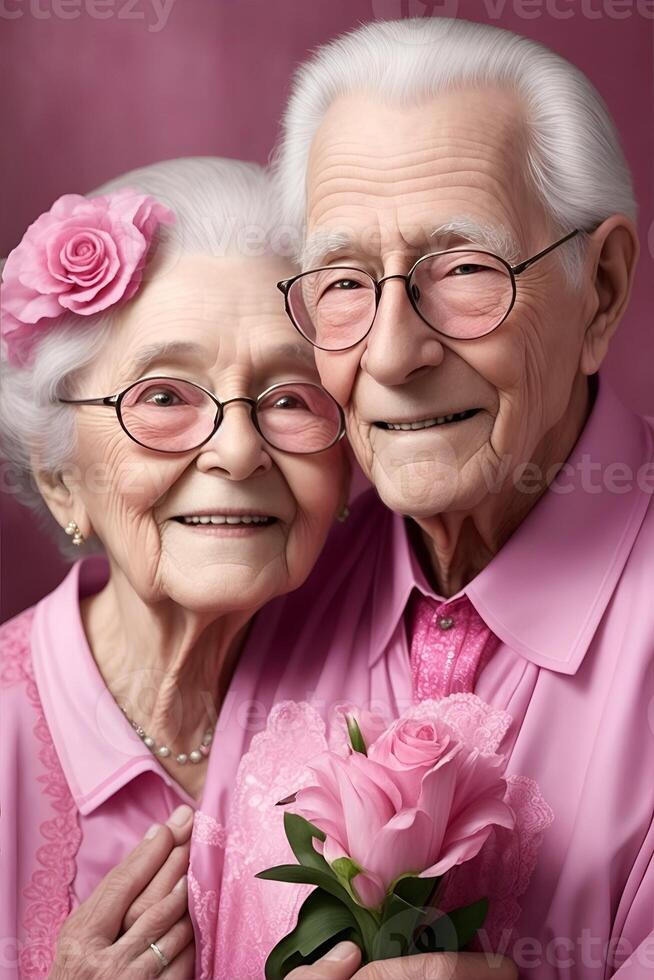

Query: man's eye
<box><xmin>450</xmin><ymin>263</ymin><xmax>488</xmax><ymax>276</ymax></box>
<box><xmin>273</xmin><ymin>395</ymin><xmax>303</xmax><ymax>410</ymax></box>
<box><xmin>331</xmin><ymin>279</ymin><xmax>361</xmax><ymax>290</ymax></box>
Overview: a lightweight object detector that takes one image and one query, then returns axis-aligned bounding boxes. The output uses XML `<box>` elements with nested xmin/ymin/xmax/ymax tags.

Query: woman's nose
<box><xmin>194</xmin><ymin>402</ymin><xmax>272</xmax><ymax>480</ymax></box>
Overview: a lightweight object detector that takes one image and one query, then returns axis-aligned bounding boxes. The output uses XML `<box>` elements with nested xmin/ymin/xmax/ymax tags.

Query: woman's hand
<box><xmin>49</xmin><ymin>805</ymin><xmax>196</xmax><ymax>978</ymax></box>
<box><xmin>120</xmin><ymin>805</ymin><xmax>194</xmax><ymax>933</ymax></box>
<box><xmin>286</xmin><ymin>941</ymin><xmax>519</xmax><ymax>980</ymax></box>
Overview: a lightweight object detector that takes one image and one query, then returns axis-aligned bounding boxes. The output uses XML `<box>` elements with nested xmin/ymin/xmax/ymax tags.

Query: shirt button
<box><xmin>438</xmin><ymin>616</ymin><xmax>454</xmax><ymax>630</ymax></box>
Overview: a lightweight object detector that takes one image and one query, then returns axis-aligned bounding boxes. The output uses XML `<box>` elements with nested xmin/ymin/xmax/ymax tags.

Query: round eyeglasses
<box><xmin>277</xmin><ymin>229</ymin><xmax>581</xmax><ymax>352</ymax></box>
<box><xmin>58</xmin><ymin>377</ymin><xmax>346</xmax><ymax>455</ymax></box>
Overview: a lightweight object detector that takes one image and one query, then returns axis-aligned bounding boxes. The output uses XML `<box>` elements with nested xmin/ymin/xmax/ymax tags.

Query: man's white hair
<box><xmin>271</xmin><ymin>17</ymin><xmax>637</xmax><ymax>278</ymax></box>
<box><xmin>0</xmin><ymin>157</ymin><xmax>286</xmax><ymax>557</ymax></box>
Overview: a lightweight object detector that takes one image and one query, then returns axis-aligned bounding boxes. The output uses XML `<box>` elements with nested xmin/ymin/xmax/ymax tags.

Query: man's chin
<box><xmin>370</xmin><ymin>465</ymin><xmax>489</xmax><ymax>518</ymax></box>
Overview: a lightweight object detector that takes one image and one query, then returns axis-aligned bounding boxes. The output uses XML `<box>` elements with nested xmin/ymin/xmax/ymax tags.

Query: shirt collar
<box><xmin>30</xmin><ymin>556</ymin><xmax>196</xmax><ymax>814</ymax></box>
<box><xmin>369</xmin><ymin>372</ymin><xmax>653</xmax><ymax>674</ymax></box>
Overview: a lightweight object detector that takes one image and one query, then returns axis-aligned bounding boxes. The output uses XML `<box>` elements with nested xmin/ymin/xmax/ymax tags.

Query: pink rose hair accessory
<box><xmin>1</xmin><ymin>188</ymin><xmax>175</xmax><ymax>366</ymax></box>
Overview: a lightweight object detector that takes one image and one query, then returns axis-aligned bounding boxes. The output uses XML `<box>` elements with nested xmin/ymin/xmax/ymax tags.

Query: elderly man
<box><xmin>272</xmin><ymin>17</ymin><xmax>653</xmax><ymax>980</ymax></box>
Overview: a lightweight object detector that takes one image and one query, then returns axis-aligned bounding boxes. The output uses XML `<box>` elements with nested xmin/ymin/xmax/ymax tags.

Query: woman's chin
<box><xmin>158</xmin><ymin>557</ymin><xmax>286</xmax><ymax>615</ymax></box>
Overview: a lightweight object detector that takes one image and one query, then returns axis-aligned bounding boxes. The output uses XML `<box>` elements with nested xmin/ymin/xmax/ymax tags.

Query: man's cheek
<box><xmin>315</xmin><ymin>350</ymin><xmax>359</xmax><ymax>406</ymax></box>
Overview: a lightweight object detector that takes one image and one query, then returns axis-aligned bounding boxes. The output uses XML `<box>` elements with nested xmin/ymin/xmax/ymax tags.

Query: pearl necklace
<box><xmin>120</xmin><ymin>704</ymin><xmax>214</xmax><ymax>765</ymax></box>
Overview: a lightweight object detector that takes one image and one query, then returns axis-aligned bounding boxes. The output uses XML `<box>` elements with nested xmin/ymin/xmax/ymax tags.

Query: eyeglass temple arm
<box><xmin>57</xmin><ymin>395</ymin><xmax>118</xmax><ymax>406</ymax></box>
<box><xmin>511</xmin><ymin>229</ymin><xmax>580</xmax><ymax>276</ymax></box>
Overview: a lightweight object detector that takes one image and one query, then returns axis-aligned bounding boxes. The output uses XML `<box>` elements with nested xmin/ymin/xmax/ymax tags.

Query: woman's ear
<box><xmin>31</xmin><ymin>457</ymin><xmax>92</xmax><ymax>539</ymax></box>
<box><xmin>580</xmin><ymin>214</ymin><xmax>639</xmax><ymax>377</ymax></box>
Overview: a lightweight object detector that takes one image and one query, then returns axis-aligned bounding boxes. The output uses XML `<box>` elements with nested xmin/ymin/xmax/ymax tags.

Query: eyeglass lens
<box><xmin>287</xmin><ymin>251</ymin><xmax>514</xmax><ymax>350</ymax></box>
<box><xmin>118</xmin><ymin>378</ymin><xmax>342</xmax><ymax>454</ymax></box>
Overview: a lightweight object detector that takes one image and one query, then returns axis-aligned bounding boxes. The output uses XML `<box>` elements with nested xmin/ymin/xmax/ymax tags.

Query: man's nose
<box><xmin>195</xmin><ymin>401</ymin><xmax>272</xmax><ymax>480</ymax></box>
<box><xmin>360</xmin><ymin>276</ymin><xmax>446</xmax><ymax>386</ymax></box>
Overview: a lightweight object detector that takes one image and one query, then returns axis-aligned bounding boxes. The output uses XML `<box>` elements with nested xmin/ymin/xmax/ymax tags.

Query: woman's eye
<box><xmin>141</xmin><ymin>389</ymin><xmax>183</xmax><ymax>406</ymax></box>
<box><xmin>333</xmin><ymin>279</ymin><xmax>360</xmax><ymax>289</ymax></box>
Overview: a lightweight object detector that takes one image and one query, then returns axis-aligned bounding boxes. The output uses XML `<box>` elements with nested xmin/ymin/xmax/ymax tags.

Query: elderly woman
<box><xmin>0</xmin><ymin>157</ymin><xmax>351</xmax><ymax>978</ymax></box>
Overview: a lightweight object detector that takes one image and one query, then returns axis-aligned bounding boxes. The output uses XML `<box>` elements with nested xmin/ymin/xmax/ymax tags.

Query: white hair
<box><xmin>0</xmin><ymin>157</ymin><xmax>288</xmax><ymax>557</ymax></box>
<box><xmin>271</xmin><ymin>17</ymin><xmax>637</xmax><ymax>280</ymax></box>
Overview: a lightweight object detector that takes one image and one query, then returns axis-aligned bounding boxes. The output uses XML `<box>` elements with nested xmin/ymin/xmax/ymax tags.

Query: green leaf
<box><xmin>346</xmin><ymin>715</ymin><xmax>368</xmax><ymax>755</ymax></box>
<box><xmin>283</xmin><ymin>812</ymin><xmax>329</xmax><ymax>873</ymax></box>
<box><xmin>255</xmin><ymin>863</ymin><xmax>379</xmax><ymax>957</ymax></box>
<box><xmin>411</xmin><ymin>896</ymin><xmax>489</xmax><ymax>954</ymax></box>
<box><xmin>331</xmin><ymin>855</ymin><xmax>366</xmax><ymax>907</ymax></box>
<box><xmin>264</xmin><ymin>888</ymin><xmax>361</xmax><ymax>979</ymax></box>
<box><xmin>449</xmin><ymin>896</ymin><xmax>489</xmax><ymax>949</ymax></box>
<box><xmin>372</xmin><ymin>876</ymin><xmax>440</xmax><ymax>961</ymax></box>
<box><xmin>391</xmin><ymin>874</ymin><xmax>442</xmax><ymax>911</ymax></box>
<box><xmin>373</xmin><ymin>892</ymin><xmax>428</xmax><ymax>960</ymax></box>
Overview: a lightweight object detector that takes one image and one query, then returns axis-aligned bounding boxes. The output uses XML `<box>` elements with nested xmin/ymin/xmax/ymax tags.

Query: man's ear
<box><xmin>580</xmin><ymin>214</ymin><xmax>639</xmax><ymax>377</ymax></box>
<box><xmin>31</xmin><ymin>459</ymin><xmax>92</xmax><ymax>538</ymax></box>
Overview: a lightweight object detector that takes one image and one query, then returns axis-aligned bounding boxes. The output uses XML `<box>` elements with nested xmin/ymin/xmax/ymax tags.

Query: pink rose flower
<box><xmin>293</xmin><ymin>711</ymin><xmax>515</xmax><ymax>910</ymax></box>
<box><xmin>1</xmin><ymin>188</ymin><xmax>175</xmax><ymax>365</ymax></box>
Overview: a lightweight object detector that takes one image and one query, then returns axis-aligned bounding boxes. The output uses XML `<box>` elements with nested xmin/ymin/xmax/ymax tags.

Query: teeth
<box><xmin>179</xmin><ymin>515</ymin><xmax>271</xmax><ymax>525</ymax></box>
<box><xmin>384</xmin><ymin>409</ymin><xmax>476</xmax><ymax>431</ymax></box>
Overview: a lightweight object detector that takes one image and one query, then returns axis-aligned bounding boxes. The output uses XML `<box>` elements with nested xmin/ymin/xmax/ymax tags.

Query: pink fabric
<box><xmin>0</xmin><ymin>608</ymin><xmax>82</xmax><ymax>978</ymax></box>
<box><xmin>210</xmin><ymin>696</ymin><xmax>552</xmax><ymax>979</ymax></box>
<box><xmin>2</xmin><ymin>371</ymin><xmax>654</xmax><ymax>979</ymax></box>
<box><xmin>408</xmin><ymin>590</ymin><xmax>501</xmax><ymax>702</ymax></box>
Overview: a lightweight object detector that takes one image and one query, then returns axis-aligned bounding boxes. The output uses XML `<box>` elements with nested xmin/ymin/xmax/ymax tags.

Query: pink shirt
<box><xmin>2</xmin><ymin>371</ymin><xmax>653</xmax><ymax>979</ymax></box>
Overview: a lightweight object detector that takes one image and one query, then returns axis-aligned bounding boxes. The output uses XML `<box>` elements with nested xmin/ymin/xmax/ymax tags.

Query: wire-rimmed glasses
<box><xmin>277</xmin><ymin>229</ymin><xmax>581</xmax><ymax>351</ymax></box>
<box><xmin>58</xmin><ymin>376</ymin><xmax>346</xmax><ymax>454</ymax></box>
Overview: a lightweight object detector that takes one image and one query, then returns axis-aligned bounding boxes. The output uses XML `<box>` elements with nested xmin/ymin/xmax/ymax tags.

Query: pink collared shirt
<box><xmin>1</xmin><ymin>372</ymin><xmax>653</xmax><ymax>979</ymax></box>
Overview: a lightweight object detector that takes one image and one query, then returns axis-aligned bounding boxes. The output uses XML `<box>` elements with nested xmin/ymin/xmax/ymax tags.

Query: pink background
<box><xmin>1</xmin><ymin>0</ymin><xmax>652</xmax><ymax>622</ymax></box>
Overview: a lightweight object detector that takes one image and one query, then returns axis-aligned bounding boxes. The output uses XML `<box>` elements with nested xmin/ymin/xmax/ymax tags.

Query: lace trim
<box><xmin>213</xmin><ymin>701</ymin><xmax>325</xmax><ymax>978</ymax></box>
<box><xmin>437</xmin><ymin>773</ymin><xmax>555</xmax><ymax>952</ymax></box>
<box><xmin>0</xmin><ymin>608</ymin><xmax>82</xmax><ymax>978</ymax></box>
<box><xmin>188</xmin><ymin>866</ymin><xmax>218</xmax><ymax>980</ymax></box>
<box><xmin>192</xmin><ymin>810</ymin><xmax>227</xmax><ymax>848</ymax></box>
<box><xmin>327</xmin><ymin>693</ymin><xmax>513</xmax><ymax>757</ymax></box>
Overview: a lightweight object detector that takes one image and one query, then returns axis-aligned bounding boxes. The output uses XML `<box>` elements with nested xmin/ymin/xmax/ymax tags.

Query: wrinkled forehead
<box><xmin>86</xmin><ymin>253</ymin><xmax>314</xmax><ymax>389</ymax></box>
<box><xmin>304</xmin><ymin>87</ymin><xmax>542</xmax><ymax>265</ymax></box>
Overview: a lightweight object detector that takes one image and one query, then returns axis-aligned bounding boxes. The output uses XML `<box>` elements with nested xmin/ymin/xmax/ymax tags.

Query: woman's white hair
<box><xmin>0</xmin><ymin>157</ymin><xmax>287</xmax><ymax>558</ymax></box>
<box><xmin>271</xmin><ymin>17</ymin><xmax>637</xmax><ymax>280</ymax></box>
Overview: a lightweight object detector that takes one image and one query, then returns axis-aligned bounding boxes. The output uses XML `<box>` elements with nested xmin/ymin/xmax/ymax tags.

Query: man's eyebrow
<box><xmin>300</xmin><ymin>219</ymin><xmax>521</xmax><ymax>270</ymax></box>
<box><xmin>429</xmin><ymin>218</ymin><xmax>521</xmax><ymax>263</ymax></box>
<box><xmin>299</xmin><ymin>231</ymin><xmax>354</xmax><ymax>270</ymax></box>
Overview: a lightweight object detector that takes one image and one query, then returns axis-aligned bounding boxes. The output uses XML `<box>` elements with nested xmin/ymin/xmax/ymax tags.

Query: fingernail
<box><xmin>168</xmin><ymin>804</ymin><xmax>193</xmax><ymax>827</ymax></box>
<box><xmin>145</xmin><ymin>823</ymin><xmax>160</xmax><ymax>839</ymax></box>
<box><xmin>173</xmin><ymin>874</ymin><xmax>187</xmax><ymax>893</ymax></box>
<box><xmin>322</xmin><ymin>941</ymin><xmax>359</xmax><ymax>962</ymax></box>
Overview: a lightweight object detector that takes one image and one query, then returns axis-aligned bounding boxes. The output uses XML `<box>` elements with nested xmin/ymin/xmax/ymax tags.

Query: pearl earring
<box><xmin>64</xmin><ymin>520</ymin><xmax>85</xmax><ymax>546</ymax></box>
<box><xmin>336</xmin><ymin>505</ymin><xmax>350</xmax><ymax>523</ymax></box>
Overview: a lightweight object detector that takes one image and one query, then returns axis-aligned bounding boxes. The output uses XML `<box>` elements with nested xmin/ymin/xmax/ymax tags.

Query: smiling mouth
<box><xmin>171</xmin><ymin>515</ymin><xmax>278</xmax><ymax>527</ymax></box>
<box><xmin>375</xmin><ymin>408</ymin><xmax>482</xmax><ymax>431</ymax></box>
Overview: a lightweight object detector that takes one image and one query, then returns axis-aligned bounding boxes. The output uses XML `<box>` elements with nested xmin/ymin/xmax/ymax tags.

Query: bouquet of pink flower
<box><xmin>257</xmin><ymin>704</ymin><xmax>517</xmax><ymax>977</ymax></box>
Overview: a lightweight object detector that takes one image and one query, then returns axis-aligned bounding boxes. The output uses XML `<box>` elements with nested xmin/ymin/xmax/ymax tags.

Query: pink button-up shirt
<box><xmin>2</xmin><ymin>371</ymin><xmax>653</xmax><ymax>979</ymax></box>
